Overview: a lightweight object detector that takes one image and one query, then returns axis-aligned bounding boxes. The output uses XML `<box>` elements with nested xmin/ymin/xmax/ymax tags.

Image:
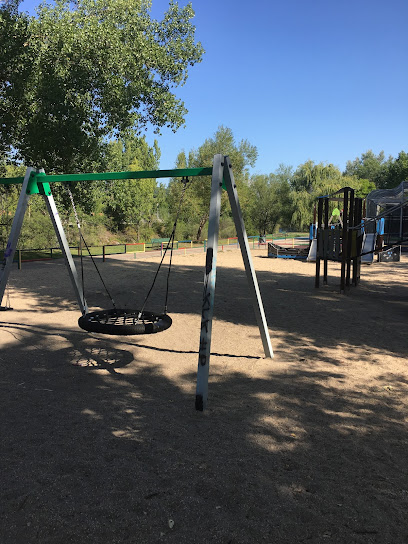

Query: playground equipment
<box><xmin>67</xmin><ymin>174</ymin><xmax>190</xmax><ymax>336</ymax></box>
<box><xmin>315</xmin><ymin>187</ymin><xmax>363</xmax><ymax>293</ymax></box>
<box><xmin>360</xmin><ymin>217</ymin><xmax>384</xmax><ymax>264</ymax></box>
<box><xmin>365</xmin><ymin>181</ymin><xmax>408</xmax><ymax>255</ymax></box>
<box><xmin>0</xmin><ymin>154</ymin><xmax>273</xmax><ymax>411</ymax></box>
<box><xmin>267</xmin><ymin>239</ymin><xmax>310</xmax><ymax>259</ymax></box>
<box><xmin>314</xmin><ymin>183</ymin><xmax>407</xmax><ymax>290</ymax></box>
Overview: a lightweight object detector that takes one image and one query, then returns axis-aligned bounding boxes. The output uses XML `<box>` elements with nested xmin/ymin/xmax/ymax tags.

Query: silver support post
<box><xmin>195</xmin><ymin>154</ymin><xmax>223</xmax><ymax>411</ymax></box>
<box><xmin>39</xmin><ymin>180</ymin><xmax>88</xmax><ymax>314</ymax></box>
<box><xmin>223</xmin><ymin>157</ymin><xmax>273</xmax><ymax>359</ymax></box>
<box><xmin>0</xmin><ymin>167</ymin><xmax>34</xmax><ymax>307</ymax></box>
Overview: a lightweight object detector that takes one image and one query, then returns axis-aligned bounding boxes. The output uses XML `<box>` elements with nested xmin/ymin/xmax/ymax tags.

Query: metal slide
<box><xmin>361</xmin><ymin>233</ymin><xmax>376</xmax><ymax>264</ymax></box>
<box><xmin>307</xmin><ymin>238</ymin><xmax>317</xmax><ymax>262</ymax></box>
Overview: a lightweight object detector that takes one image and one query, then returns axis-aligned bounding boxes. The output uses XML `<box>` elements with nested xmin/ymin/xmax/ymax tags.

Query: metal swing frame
<box><xmin>0</xmin><ymin>155</ymin><xmax>273</xmax><ymax>410</ymax></box>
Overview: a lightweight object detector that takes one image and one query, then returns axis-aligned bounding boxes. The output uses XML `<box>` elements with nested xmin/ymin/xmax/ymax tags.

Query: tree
<box><xmin>248</xmin><ymin>172</ymin><xmax>293</xmax><ymax>235</ymax></box>
<box><xmin>341</xmin><ymin>176</ymin><xmax>376</xmax><ymax>198</ymax></box>
<box><xmin>105</xmin><ymin>177</ymin><xmax>157</xmax><ymax>238</ymax></box>
<box><xmin>291</xmin><ymin>160</ymin><xmax>343</xmax><ymax>194</ymax></box>
<box><xmin>343</xmin><ymin>150</ymin><xmax>393</xmax><ymax>188</ymax></box>
<box><xmin>289</xmin><ymin>161</ymin><xmax>377</xmax><ymax>229</ymax></box>
<box><xmin>104</xmin><ymin>136</ymin><xmax>161</xmax><ymax>174</ymax></box>
<box><xmin>382</xmin><ymin>151</ymin><xmax>408</xmax><ymax>189</ymax></box>
<box><xmin>104</xmin><ymin>135</ymin><xmax>161</xmax><ymax>236</ymax></box>
<box><xmin>290</xmin><ymin>161</ymin><xmax>345</xmax><ymax>229</ymax></box>
<box><xmin>0</xmin><ymin>1</ymin><xmax>32</xmax><ymax>157</ymax></box>
<box><xmin>167</xmin><ymin>126</ymin><xmax>258</xmax><ymax>240</ymax></box>
<box><xmin>0</xmin><ymin>0</ymin><xmax>203</xmax><ymax>172</ymax></box>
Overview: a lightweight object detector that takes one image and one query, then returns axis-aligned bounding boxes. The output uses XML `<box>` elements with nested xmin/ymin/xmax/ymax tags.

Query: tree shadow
<box><xmin>0</xmin><ymin>320</ymin><xmax>407</xmax><ymax>543</ymax></box>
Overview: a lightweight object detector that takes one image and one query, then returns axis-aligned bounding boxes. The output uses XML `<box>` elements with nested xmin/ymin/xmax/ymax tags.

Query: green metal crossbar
<box><xmin>0</xmin><ymin>167</ymin><xmax>214</xmax><ymax>190</ymax></box>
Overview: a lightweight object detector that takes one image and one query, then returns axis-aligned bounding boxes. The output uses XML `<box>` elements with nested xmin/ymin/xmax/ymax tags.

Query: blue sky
<box><xmin>20</xmin><ymin>0</ymin><xmax>408</xmax><ymax>175</ymax></box>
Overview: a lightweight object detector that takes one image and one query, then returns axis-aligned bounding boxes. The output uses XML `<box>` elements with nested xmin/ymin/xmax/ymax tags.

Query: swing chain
<box><xmin>65</xmin><ymin>183</ymin><xmax>117</xmax><ymax>312</ymax></box>
<box><xmin>66</xmin><ymin>184</ymin><xmax>81</xmax><ymax>230</ymax></box>
<box><xmin>66</xmin><ymin>175</ymin><xmax>190</xmax><ymax>324</ymax></box>
<box><xmin>139</xmin><ymin>175</ymin><xmax>190</xmax><ymax>318</ymax></box>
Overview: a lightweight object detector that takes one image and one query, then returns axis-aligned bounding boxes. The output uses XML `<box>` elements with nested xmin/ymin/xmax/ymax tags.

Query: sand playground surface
<box><xmin>1</xmin><ymin>247</ymin><xmax>407</xmax><ymax>543</ymax></box>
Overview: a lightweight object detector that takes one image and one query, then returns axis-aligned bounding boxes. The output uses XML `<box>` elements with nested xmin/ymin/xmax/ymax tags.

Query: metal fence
<box><xmin>2</xmin><ymin>234</ymin><xmax>308</xmax><ymax>269</ymax></box>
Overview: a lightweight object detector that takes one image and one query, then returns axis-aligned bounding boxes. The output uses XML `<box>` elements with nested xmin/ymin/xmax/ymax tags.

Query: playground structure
<box><xmin>0</xmin><ymin>155</ymin><xmax>273</xmax><ymax>411</ymax></box>
<box><xmin>365</xmin><ymin>181</ymin><xmax>408</xmax><ymax>256</ymax></box>
<box><xmin>314</xmin><ymin>187</ymin><xmax>364</xmax><ymax>293</ymax></box>
<box><xmin>312</xmin><ymin>182</ymin><xmax>408</xmax><ymax>292</ymax></box>
<box><xmin>267</xmin><ymin>238</ymin><xmax>310</xmax><ymax>260</ymax></box>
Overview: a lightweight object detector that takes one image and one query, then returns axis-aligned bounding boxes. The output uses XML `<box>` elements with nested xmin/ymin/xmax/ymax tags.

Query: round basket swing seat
<box><xmin>78</xmin><ymin>309</ymin><xmax>172</xmax><ymax>335</ymax></box>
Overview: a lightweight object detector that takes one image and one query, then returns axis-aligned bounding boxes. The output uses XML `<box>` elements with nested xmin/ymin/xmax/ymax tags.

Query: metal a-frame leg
<box><xmin>195</xmin><ymin>154</ymin><xmax>223</xmax><ymax>411</ymax></box>
<box><xmin>195</xmin><ymin>155</ymin><xmax>273</xmax><ymax>411</ymax></box>
<box><xmin>0</xmin><ymin>167</ymin><xmax>87</xmax><ymax>315</ymax></box>
<box><xmin>38</xmin><ymin>180</ymin><xmax>88</xmax><ymax>315</ymax></box>
<box><xmin>223</xmin><ymin>157</ymin><xmax>273</xmax><ymax>359</ymax></box>
<box><xmin>0</xmin><ymin>167</ymin><xmax>34</xmax><ymax>307</ymax></box>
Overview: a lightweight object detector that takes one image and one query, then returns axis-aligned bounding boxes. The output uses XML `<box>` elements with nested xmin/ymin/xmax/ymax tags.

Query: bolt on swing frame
<box><xmin>0</xmin><ymin>154</ymin><xmax>273</xmax><ymax>410</ymax></box>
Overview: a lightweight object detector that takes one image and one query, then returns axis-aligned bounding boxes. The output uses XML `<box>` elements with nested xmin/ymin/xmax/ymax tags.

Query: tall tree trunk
<box><xmin>196</xmin><ymin>214</ymin><xmax>208</xmax><ymax>241</ymax></box>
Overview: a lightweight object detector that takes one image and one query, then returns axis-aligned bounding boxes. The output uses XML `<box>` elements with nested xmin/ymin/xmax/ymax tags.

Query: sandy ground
<box><xmin>0</xmin><ymin>247</ymin><xmax>407</xmax><ymax>544</ymax></box>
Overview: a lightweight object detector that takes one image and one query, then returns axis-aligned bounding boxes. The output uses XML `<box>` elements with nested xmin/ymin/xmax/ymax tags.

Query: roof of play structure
<box><xmin>367</xmin><ymin>181</ymin><xmax>408</xmax><ymax>206</ymax></box>
<box><xmin>366</xmin><ymin>181</ymin><xmax>408</xmax><ymax>217</ymax></box>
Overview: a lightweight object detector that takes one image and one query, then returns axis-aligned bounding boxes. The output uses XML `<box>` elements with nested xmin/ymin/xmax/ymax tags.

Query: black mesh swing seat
<box><xmin>78</xmin><ymin>309</ymin><xmax>172</xmax><ymax>335</ymax></box>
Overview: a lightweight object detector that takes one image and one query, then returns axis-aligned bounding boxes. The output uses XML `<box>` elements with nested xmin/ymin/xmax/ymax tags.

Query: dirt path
<box><xmin>1</xmin><ymin>249</ymin><xmax>407</xmax><ymax>543</ymax></box>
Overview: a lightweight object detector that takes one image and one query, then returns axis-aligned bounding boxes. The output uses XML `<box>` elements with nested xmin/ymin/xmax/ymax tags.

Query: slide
<box><xmin>307</xmin><ymin>238</ymin><xmax>317</xmax><ymax>262</ymax></box>
<box><xmin>361</xmin><ymin>233</ymin><xmax>376</xmax><ymax>264</ymax></box>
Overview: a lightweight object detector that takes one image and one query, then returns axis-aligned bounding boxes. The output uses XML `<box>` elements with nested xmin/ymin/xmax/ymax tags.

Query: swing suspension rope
<box><xmin>138</xmin><ymin>176</ymin><xmax>189</xmax><ymax>318</ymax></box>
<box><xmin>68</xmin><ymin>177</ymin><xmax>190</xmax><ymax>335</ymax></box>
<box><xmin>67</xmin><ymin>186</ymin><xmax>117</xmax><ymax>311</ymax></box>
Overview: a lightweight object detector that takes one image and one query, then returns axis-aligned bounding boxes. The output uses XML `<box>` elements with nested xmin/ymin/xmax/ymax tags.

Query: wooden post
<box><xmin>340</xmin><ymin>188</ymin><xmax>349</xmax><ymax>294</ymax></box>
<box><xmin>353</xmin><ymin>197</ymin><xmax>363</xmax><ymax>286</ymax></box>
<box><xmin>323</xmin><ymin>197</ymin><xmax>329</xmax><ymax>285</ymax></box>
<box><xmin>315</xmin><ymin>198</ymin><xmax>323</xmax><ymax>288</ymax></box>
<box><xmin>346</xmin><ymin>189</ymin><xmax>354</xmax><ymax>287</ymax></box>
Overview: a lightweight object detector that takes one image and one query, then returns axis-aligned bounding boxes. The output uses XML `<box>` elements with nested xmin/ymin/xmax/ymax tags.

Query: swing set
<box><xmin>0</xmin><ymin>154</ymin><xmax>273</xmax><ymax>410</ymax></box>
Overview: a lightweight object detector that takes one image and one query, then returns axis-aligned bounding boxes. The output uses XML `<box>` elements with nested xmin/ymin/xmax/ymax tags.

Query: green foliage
<box><xmin>248</xmin><ymin>174</ymin><xmax>292</xmax><ymax>235</ymax></box>
<box><xmin>19</xmin><ymin>212</ymin><xmax>57</xmax><ymax>249</ymax></box>
<box><xmin>343</xmin><ymin>150</ymin><xmax>393</xmax><ymax>188</ymax></box>
<box><xmin>340</xmin><ymin>176</ymin><xmax>376</xmax><ymax>198</ymax></box>
<box><xmin>1</xmin><ymin>0</ymin><xmax>203</xmax><ymax>172</ymax></box>
<box><xmin>383</xmin><ymin>151</ymin><xmax>408</xmax><ymax>189</ymax></box>
<box><xmin>52</xmin><ymin>134</ymin><xmax>161</xmax><ymax>226</ymax></box>
<box><xmin>219</xmin><ymin>216</ymin><xmax>236</xmax><ymax>239</ymax></box>
<box><xmin>167</xmin><ymin>126</ymin><xmax>258</xmax><ymax>240</ymax></box>
<box><xmin>0</xmin><ymin>163</ymin><xmax>25</xmax><ymax>246</ymax></box>
<box><xmin>103</xmin><ymin>135</ymin><xmax>161</xmax><ymax>237</ymax></box>
<box><xmin>105</xmin><ymin>176</ymin><xmax>156</xmax><ymax>237</ymax></box>
<box><xmin>343</xmin><ymin>149</ymin><xmax>408</xmax><ymax>190</ymax></box>
<box><xmin>0</xmin><ymin>2</ymin><xmax>32</xmax><ymax>158</ymax></box>
<box><xmin>290</xmin><ymin>161</ymin><xmax>343</xmax><ymax>229</ymax></box>
<box><xmin>104</xmin><ymin>135</ymin><xmax>161</xmax><ymax>172</ymax></box>
<box><xmin>291</xmin><ymin>160</ymin><xmax>342</xmax><ymax>194</ymax></box>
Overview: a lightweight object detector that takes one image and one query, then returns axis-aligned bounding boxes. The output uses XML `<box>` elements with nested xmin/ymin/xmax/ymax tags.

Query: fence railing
<box><xmin>2</xmin><ymin>234</ymin><xmax>309</xmax><ymax>268</ymax></box>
